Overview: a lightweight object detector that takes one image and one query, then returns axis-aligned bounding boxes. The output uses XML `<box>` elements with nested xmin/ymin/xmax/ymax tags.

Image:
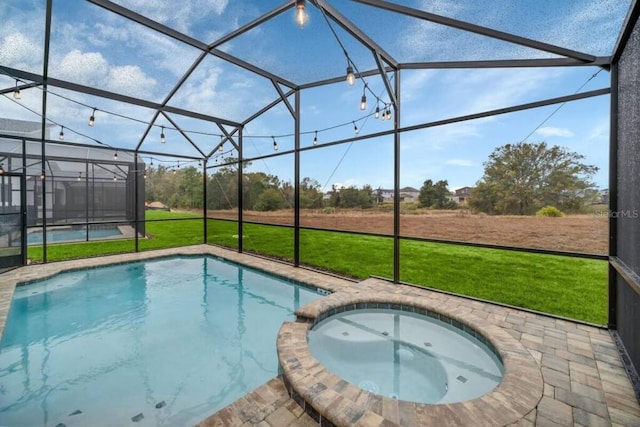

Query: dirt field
<box><xmin>206</xmin><ymin>209</ymin><xmax>608</xmax><ymax>255</ymax></box>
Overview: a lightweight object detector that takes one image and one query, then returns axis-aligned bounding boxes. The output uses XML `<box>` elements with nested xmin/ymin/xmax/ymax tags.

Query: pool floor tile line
<box><xmin>1</xmin><ymin>245</ymin><xmax>639</xmax><ymax>426</ymax></box>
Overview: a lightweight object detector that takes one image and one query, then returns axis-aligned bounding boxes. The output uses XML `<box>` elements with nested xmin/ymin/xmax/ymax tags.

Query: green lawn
<box><xmin>26</xmin><ymin>212</ymin><xmax>607</xmax><ymax>324</ymax></box>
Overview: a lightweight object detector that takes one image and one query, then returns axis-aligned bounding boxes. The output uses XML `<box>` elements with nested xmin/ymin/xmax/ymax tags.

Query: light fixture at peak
<box><xmin>295</xmin><ymin>0</ymin><xmax>309</xmax><ymax>28</ymax></box>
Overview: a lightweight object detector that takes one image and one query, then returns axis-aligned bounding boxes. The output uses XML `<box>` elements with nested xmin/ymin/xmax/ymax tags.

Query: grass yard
<box><xmin>26</xmin><ymin>212</ymin><xmax>607</xmax><ymax>324</ymax></box>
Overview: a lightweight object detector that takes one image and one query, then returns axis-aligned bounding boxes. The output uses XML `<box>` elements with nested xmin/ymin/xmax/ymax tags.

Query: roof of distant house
<box><xmin>0</xmin><ymin>118</ymin><xmax>54</xmax><ymax>134</ymax></box>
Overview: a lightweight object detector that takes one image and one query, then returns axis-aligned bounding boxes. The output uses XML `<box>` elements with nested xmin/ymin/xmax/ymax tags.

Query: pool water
<box><xmin>0</xmin><ymin>256</ymin><xmax>321</xmax><ymax>427</ymax></box>
<box><xmin>307</xmin><ymin>309</ymin><xmax>504</xmax><ymax>404</ymax></box>
<box><xmin>25</xmin><ymin>226</ymin><xmax>123</xmax><ymax>244</ymax></box>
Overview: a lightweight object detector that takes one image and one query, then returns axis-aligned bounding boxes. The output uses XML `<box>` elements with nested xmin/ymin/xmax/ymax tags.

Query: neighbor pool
<box><xmin>25</xmin><ymin>225</ymin><xmax>123</xmax><ymax>245</ymax></box>
<box><xmin>0</xmin><ymin>256</ymin><xmax>322</xmax><ymax>426</ymax></box>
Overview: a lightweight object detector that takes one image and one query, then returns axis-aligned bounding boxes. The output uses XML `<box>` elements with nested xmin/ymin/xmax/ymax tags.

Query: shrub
<box><xmin>536</xmin><ymin>206</ymin><xmax>564</xmax><ymax>217</ymax></box>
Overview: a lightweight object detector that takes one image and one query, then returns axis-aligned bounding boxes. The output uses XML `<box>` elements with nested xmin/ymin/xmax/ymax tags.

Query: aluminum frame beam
<box><xmin>353</xmin><ymin>0</ymin><xmax>597</xmax><ymax>63</ymax></box>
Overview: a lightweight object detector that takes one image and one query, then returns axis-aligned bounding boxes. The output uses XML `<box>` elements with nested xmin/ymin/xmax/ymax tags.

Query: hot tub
<box><xmin>307</xmin><ymin>308</ymin><xmax>504</xmax><ymax>404</ymax></box>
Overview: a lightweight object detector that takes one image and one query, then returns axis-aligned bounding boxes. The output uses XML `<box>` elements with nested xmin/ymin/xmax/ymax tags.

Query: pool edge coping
<box><xmin>277</xmin><ymin>290</ymin><xmax>543</xmax><ymax>427</ymax></box>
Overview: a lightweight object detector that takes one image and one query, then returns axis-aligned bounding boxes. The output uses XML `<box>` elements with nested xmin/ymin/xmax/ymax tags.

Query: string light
<box><xmin>40</xmin><ymin>170</ymin><xmax>45</xmax><ymax>180</ymax></box>
<box><xmin>295</xmin><ymin>0</ymin><xmax>309</xmax><ymax>28</ymax></box>
<box><xmin>13</xmin><ymin>80</ymin><xmax>21</xmax><ymax>100</ymax></box>
<box><xmin>88</xmin><ymin>108</ymin><xmax>96</xmax><ymax>126</ymax></box>
<box><xmin>77</xmin><ymin>172</ymin><xmax>82</xmax><ymax>181</ymax></box>
<box><xmin>385</xmin><ymin>107</ymin><xmax>392</xmax><ymax>121</ymax></box>
<box><xmin>113</xmin><ymin>174</ymin><xmax>117</xmax><ymax>181</ymax></box>
<box><xmin>353</xmin><ymin>121</ymin><xmax>359</xmax><ymax>135</ymax></box>
<box><xmin>114</xmin><ymin>150</ymin><xmax>118</xmax><ymax>160</ymax></box>
<box><xmin>59</xmin><ymin>126</ymin><xmax>64</xmax><ymax>140</ymax></box>
<box><xmin>272</xmin><ymin>136</ymin><xmax>278</xmax><ymax>151</ymax></box>
<box><xmin>0</xmin><ymin>163</ymin><xmax>4</xmax><ymax>174</ymax></box>
<box><xmin>359</xmin><ymin>91</ymin><xmax>367</xmax><ymax>111</ymax></box>
<box><xmin>346</xmin><ymin>65</ymin><xmax>355</xmax><ymax>86</ymax></box>
<box><xmin>375</xmin><ymin>104</ymin><xmax>380</xmax><ymax>119</ymax></box>
<box><xmin>313</xmin><ymin>130</ymin><xmax>318</xmax><ymax>146</ymax></box>
<box><xmin>160</xmin><ymin>126</ymin><xmax>166</xmax><ymax>143</ymax></box>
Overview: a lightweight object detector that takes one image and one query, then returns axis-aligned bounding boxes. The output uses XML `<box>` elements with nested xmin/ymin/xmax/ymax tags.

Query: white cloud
<box><xmin>445</xmin><ymin>158</ymin><xmax>474</xmax><ymax>167</ymax></box>
<box><xmin>536</xmin><ymin>126</ymin><xmax>575</xmax><ymax>138</ymax></box>
<box><xmin>0</xmin><ymin>32</ymin><xmax>42</xmax><ymax>72</ymax></box>
<box><xmin>53</xmin><ymin>50</ymin><xmax>157</xmax><ymax>98</ymax></box>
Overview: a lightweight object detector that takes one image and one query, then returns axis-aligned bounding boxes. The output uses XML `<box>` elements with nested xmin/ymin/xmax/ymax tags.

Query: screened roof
<box><xmin>0</xmin><ymin>0</ymin><xmax>632</xmax><ymax>165</ymax></box>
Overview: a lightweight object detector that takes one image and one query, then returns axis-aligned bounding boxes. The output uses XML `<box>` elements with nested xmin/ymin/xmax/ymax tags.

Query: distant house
<box><xmin>452</xmin><ymin>186</ymin><xmax>474</xmax><ymax>205</ymax></box>
<box><xmin>598</xmin><ymin>189</ymin><xmax>609</xmax><ymax>205</ymax></box>
<box><xmin>376</xmin><ymin>187</ymin><xmax>420</xmax><ymax>203</ymax></box>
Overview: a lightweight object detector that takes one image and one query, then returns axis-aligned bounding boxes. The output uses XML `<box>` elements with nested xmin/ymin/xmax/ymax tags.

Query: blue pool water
<box><xmin>25</xmin><ymin>226</ymin><xmax>123</xmax><ymax>244</ymax></box>
<box><xmin>0</xmin><ymin>256</ymin><xmax>322</xmax><ymax>426</ymax></box>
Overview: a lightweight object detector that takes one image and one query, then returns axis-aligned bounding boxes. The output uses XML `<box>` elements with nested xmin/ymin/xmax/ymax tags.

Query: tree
<box><xmin>419</xmin><ymin>179</ymin><xmax>454</xmax><ymax>209</ymax></box>
<box><xmin>469</xmin><ymin>142</ymin><xmax>598</xmax><ymax>215</ymax></box>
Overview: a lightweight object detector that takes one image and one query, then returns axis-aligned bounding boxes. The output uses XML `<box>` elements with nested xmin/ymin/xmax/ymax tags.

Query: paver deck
<box><xmin>1</xmin><ymin>245</ymin><xmax>639</xmax><ymax>426</ymax></box>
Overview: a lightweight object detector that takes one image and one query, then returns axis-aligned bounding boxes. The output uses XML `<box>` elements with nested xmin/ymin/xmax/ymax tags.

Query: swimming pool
<box><xmin>24</xmin><ymin>225</ymin><xmax>123</xmax><ymax>245</ymax></box>
<box><xmin>0</xmin><ymin>256</ymin><xmax>322</xmax><ymax>426</ymax></box>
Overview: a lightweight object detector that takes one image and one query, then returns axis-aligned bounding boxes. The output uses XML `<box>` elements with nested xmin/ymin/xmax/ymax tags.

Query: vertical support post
<box><xmin>203</xmin><ymin>158</ymin><xmax>208</xmax><ymax>244</ymax></box>
<box><xmin>608</xmin><ymin>63</ymin><xmax>619</xmax><ymax>329</ymax></box>
<box><xmin>21</xmin><ymin>139</ymin><xmax>27</xmax><ymax>266</ymax></box>
<box><xmin>237</xmin><ymin>129</ymin><xmax>244</xmax><ymax>253</ymax></box>
<box><xmin>393</xmin><ymin>69</ymin><xmax>401</xmax><ymax>284</ymax></box>
<box><xmin>40</xmin><ymin>0</ymin><xmax>53</xmax><ymax>263</ymax></box>
<box><xmin>294</xmin><ymin>89</ymin><xmax>301</xmax><ymax>267</ymax></box>
<box><xmin>85</xmin><ymin>160</ymin><xmax>89</xmax><ymax>242</ymax></box>
<box><xmin>134</xmin><ymin>152</ymin><xmax>139</xmax><ymax>252</ymax></box>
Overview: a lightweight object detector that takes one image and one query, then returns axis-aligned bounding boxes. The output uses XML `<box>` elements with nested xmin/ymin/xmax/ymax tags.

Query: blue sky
<box><xmin>0</xmin><ymin>0</ymin><xmax>629</xmax><ymax>191</ymax></box>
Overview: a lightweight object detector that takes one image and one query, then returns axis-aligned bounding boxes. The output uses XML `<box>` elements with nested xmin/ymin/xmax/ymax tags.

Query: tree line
<box><xmin>145</xmin><ymin>142</ymin><xmax>599</xmax><ymax>215</ymax></box>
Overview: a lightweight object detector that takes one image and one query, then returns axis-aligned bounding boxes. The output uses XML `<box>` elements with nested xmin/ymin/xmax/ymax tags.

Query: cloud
<box><xmin>53</xmin><ymin>50</ymin><xmax>157</xmax><ymax>98</ymax></box>
<box><xmin>0</xmin><ymin>32</ymin><xmax>43</xmax><ymax>72</ymax></box>
<box><xmin>536</xmin><ymin>126</ymin><xmax>575</xmax><ymax>138</ymax></box>
<box><xmin>445</xmin><ymin>158</ymin><xmax>474</xmax><ymax>167</ymax></box>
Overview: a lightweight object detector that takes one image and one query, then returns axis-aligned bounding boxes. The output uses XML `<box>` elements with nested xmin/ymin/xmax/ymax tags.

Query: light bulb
<box><xmin>273</xmin><ymin>137</ymin><xmax>278</xmax><ymax>151</ymax></box>
<box><xmin>77</xmin><ymin>173</ymin><xmax>82</xmax><ymax>181</ymax></box>
<box><xmin>375</xmin><ymin>106</ymin><xmax>380</xmax><ymax>119</ymax></box>
<box><xmin>353</xmin><ymin>122</ymin><xmax>359</xmax><ymax>135</ymax></box>
<box><xmin>88</xmin><ymin>108</ymin><xmax>96</xmax><ymax>126</ymax></box>
<box><xmin>295</xmin><ymin>0</ymin><xmax>308</xmax><ymax>27</ymax></box>
<box><xmin>386</xmin><ymin>108</ymin><xmax>392</xmax><ymax>120</ymax></box>
<box><xmin>219</xmin><ymin>143</ymin><xmax>224</xmax><ymax>152</ymax></box>
<box><xmin>360</xmin><ymin>94</ymin><xmax>367</xmax><ymax>111</ymax></box>
<box><xmin>0</xmin><ymin>164</ymin><xmax>4</xmax><ymax>174</ymax></box>
<box><xmin>114</xmin><ymin>151</ymin><xmax>118</xmax><ymax>160</ymax></box>
<box><xmin>13</xmin><ymin>80</ymin><xmax>21</xmax><ymax>100</ymax></box>
<box><xmin>160</xmin><ymin>126</ymin><xmax>166</xmax><ymax>143</ymax></box>
<box><xmin>40</xmin><ymin>171</ymin><xmax>45</xmax><ymax>180</ymax></box>
<box><xmin>313</xmin><ymin>131</ymin><xmax>318</xmax><ymax>146</ymax></box>
<box><xmin>346</xmin><ymin>66</ymin><xmax>355</xmax><ymax>86</ymax></box>
<box><xmin>113</xmin><ymin>174</ymin><xmax>117</xmax><ymax>181</ymax></box>
<box><xmin>143</xmin><ymin>172</ymin><xmax>147</xmax><ymax>179</ymax></box>
<box><xmin>59</xmin><ymin>126</ymin><xmax>64</xmax><ymax>141</ymax></box>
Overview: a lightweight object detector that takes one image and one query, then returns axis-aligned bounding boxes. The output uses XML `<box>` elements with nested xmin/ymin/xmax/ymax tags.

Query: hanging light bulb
<box><xmin>272</xmin><ymin>136</ymin><xmax>278</xmax><ymax>151</ymax></box>
<box><xmin>114</xmin><ymin>150</ymin><xmax>118</xmax><ymax>160</ymax></box>
<box><xmin>360</xmin><ymin>93</ymin><xmax>367</xmax><ymax>111</ymax></box>
<box><xmin>143</xmin><ymin>171</ymin><xmax>147</xmax><ymax>179</ymax></box>
<box><xmin>177</xmin><ymin>161</ymin><xmax>180</xmax><ymax>169</ymax></box>
<box><xmin>375</xmin><ymin>104</ymin><xmax>380</xmax><ymax>119</ymax></box>
<box><xmin>0</xmin><ymin>163</ymin><xmax>4</xmax><ymax>174</ymax></box>
<box><xmin>88</xmin><ymin>108</ymin><xmax>96</xmax><ymax>126</ymax></box>
<box><xmin>313</xmin><ymin>130</ymin><xmax>318</xmax><ymax>146</ymax></box>
<box><xmin>295</xmin><ymin>0</ymin><xmax>309</xmax><ymax>28</ymax></box>
<box><xmin>160</xmin><ymin>126</ymin><xmax>166</xmax><ymax>143</ymax></box>
<box><xmin>77</xmin><ymin>172</ymin><xmax>82</xmax><ymax>181</ymax></box>
<box><xmin>386</xmin><ymin>107</ymin><xmax>392</xmax><ymax>121</ymax></box>
<box><xmin>150</xmin><ymin>158</ymin><xmax>154</xmax><ymax>167</ymax></box>
<box><xmin>353</xmin><ymin>121</ymin><xmax>359</xmax><ymax>135</ymax></box>
<box><xmin>40</xmin><ymin>170</ymin><xmax>45</xmax><ymax>180</ymax></box>
<box><xmin>346</xmin><ymin>65</ymin><xmax>355</xmax><ymax>86</ymax></box>
<box><xmin>113</xmin><ymin>174</ymin><xmax>117</xmax><ymax>181</ymax></box>
<box><xmin>59</xmin><ymin>126</ymin><xmax>65</xmax><ymax>140</ymax></box>
<box><xmin>13</xmin><ymin>80</ymin><xmax>21</xmax><ymax>100</ymax></box>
